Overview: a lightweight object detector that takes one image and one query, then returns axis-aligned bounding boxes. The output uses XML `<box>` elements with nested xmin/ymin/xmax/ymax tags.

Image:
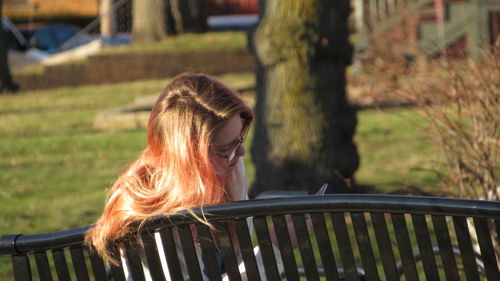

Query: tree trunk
<box><xmin>132</xmin><ymin>0</ymin><xmax>166</xmax><ymax>43</ymax></box>
<box><xmin>167</xmin><ymin>0</ymin><xmax>208</xmax><ymax>34</ymax></box>
<box><xmin>100</xmin><ymin>0</ymin><xmax>116</xmax><ymax>37</ymax></box>
<box><xmin>180</xmin><ymin>0</ymin><xmax>208</xmax><ymax>33</ymax></box>
<box><xmin>0</xmin><ymin>0</ymin><xmax>18</xmax><ymax>94</ymax></box>
<box><xmin>249</xmin><ymin>0</ymin><xmax>358</xmax><ymax>196</ymax></box>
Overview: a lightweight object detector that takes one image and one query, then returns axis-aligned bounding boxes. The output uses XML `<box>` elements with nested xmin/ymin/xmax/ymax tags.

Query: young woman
<box><xmin>85</xmin><ymin>73</ymin><xmax>264</xmax><ymax>280</ymax></box>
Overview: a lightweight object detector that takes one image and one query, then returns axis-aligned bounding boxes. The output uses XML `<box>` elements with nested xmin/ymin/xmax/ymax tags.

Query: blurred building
<box><xmin>208</xmin><ymin>0</ymin><xmax>258</xmax><ymax>15</ymax></box>
<box><xmin>5</xmin><ymin>0</ymin><xmax>498</xmax><ymax>59</ymax></box>
<box><xmin>3</xmin><ymin>0</ymin><xmax>258</xmax><ymax>18</ymax></box>
<box><xmin>353</xmin><ymin>0</ymin><xmax>500</xmax><ymax>59</ymax></box>
<box><xmin>4</xmin><ymin>0</ymin><xmax>99</xmax><ymax>18</ymax></box>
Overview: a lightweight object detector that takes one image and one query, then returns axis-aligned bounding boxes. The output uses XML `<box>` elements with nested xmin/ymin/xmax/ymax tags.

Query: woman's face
<box><xmin>211</xmin><ymin>115</ymin><xmax>247</xmax><ymax>173</ymax></box>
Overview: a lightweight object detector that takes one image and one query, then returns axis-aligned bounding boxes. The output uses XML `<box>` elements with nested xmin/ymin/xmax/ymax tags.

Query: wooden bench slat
<box><xmin>177</xmin><ymin>225</ymin><xmax>204</xmax><ymax>281</ymax></box>
<box><xmin>371</xmin><ymin>212</ymin><xmax>399</xmax><ymax>281</ymax></box>
<box><xmin>108</xmin><ymin>263</ymin><xmax>125</xmax><ymax>281</ymax></box>
<box><xmin>310</xmin><ymin>213</ymin><xmax>340</xmax><ymax>281</ymax></box>
<box><xmin>271</xmin><ymin>215</ymin><xmax>300</xmax><ymax>281</ymax></box>
<box><xmin>391</xmin><ymin>213</ymin><xmax>419</xmax><ymax>281</ymax></box>
<box><xmin>123</xmin><ymin>241</ymin><xmax>146</xmax><ymax>281</ymax></box>
<box><xmin>234</xmin><ymin>219</ymin><xmax>262</xmax><ymax>281</ymax></box>
<box><xmin>432</xmin><ymin>215</ymin><xmax>460</xmax><ymax>280</ymax></box>
<box><xmin>88</xmin><ymin>248</ymin><xmax>108</xmax><ymax>281</ymax></box>
<box><xmin>12</xmin><ymin>255</ymin><xmax>33</xmax><ymax>281</ymax></box>
<box><xmin>351</xmin><ymin>212</ymin><xmax>381</xmax><ymax>281</ymax></box>
<box><xmin>412</xmin><ymin>214</ymin><xmax>441</xmax><ymax>281</ymax></box>
<box><xmin>109</xmin><ymin>263</ymin><xmax>126</xmax><ymax>281</ymax></box>
<box><xmin>34</xmin><ymin>251</ymin><xmax>53</xmax><ymax>281</ymax></box>
<box><xmin>197</xmin><ymin>224</ymin><xmax>223</xmax><ymax>281</ymax></box>
<box><xmin>473</xmin><ymin>217</ymin><xmax>500</xmax><ymax>281</ymax></box>
<box><xmin>69</xmin><ymin>247</ymin><xmax>90</xmax><ymax>281</ymax></box>
<box><xmin>52</xmin><ymin>249</ymin><xmax>72</xmax><ymax>281</ymax></box>
<box><xmin>330</xmin><ymin>212</ymin><xmax>358</xmax><ymax>281</ymax></box>
<box><xmin>141</xmin><ymin>233</ymin><xmax>166</xmax><ymax>281</ymax></box>
<box><xmin>292</xmin><ymin>213</ymin><xmax>320</xmax><ymax>281</ymax></box>
<box><xmin>254</xmin><ymin>216</ymin><xmax>281</xmax><ymax>281</ymax></box>
<box><xmin>495</xmin><ymin>219</ymin><xmax>500</xmax><ymax>248</ymax></box>
<box><xmin>215</xmin><ymin>222</ymin><xmax>242</xmax><ymax>281</ymax></box>
<box><xmin>108</xmin><ymin>245</ymin><xmax>126</xmax><ymax>281</ymax></box>
<box><xmin>158</xmin><ymin>228</ymin><xmax>184</xmax><ymax>281</ymax></box>
<box><xmin>452</xmin><ymin>216</ymin><xmax>481</xmax><ymax>281</ymax></box>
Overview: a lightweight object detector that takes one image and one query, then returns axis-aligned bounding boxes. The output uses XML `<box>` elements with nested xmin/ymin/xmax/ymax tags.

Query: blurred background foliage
<box><xmin>1</xmin><ymin>0</ymin><xmax>499</xmax><ymax>278</ymax></box>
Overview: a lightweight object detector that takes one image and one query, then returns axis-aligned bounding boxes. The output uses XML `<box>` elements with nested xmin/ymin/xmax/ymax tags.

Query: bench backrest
<box><xmin>1</xmin><ymin>194</ymin><xmax>499</xmax><ymax>281</ymax></box>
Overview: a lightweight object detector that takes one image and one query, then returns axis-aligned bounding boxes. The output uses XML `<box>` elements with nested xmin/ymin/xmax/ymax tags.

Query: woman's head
<box><xmin>147</xmin><ymin>73</ymin><xmax>252</xmax><ymax>175</ymax></box>
<box><xmin>85</xmin><ymin>73</ymin><xmax>252</xmax><ymax>262</ymax></box>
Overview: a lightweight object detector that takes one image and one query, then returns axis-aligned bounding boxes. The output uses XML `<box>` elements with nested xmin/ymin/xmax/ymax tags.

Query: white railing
<box><xmin>362</xmin><ymin>0</ymin><xmax>434</xmax><ymax>35</ymax></box>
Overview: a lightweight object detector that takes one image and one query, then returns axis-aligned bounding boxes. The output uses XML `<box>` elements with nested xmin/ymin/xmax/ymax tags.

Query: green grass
<box><xmin>0</xmin><ymin>73</ymin><xmax>444</xmax><ymax>279</ymax></box>
<box><xmin>354</xmin><ymin>108</ymin><xmax>442</xmax><ymax>195</ymax></box>
<box><xmin>101</xmin><ymin>31</ymin><xmax>248</xmax><ymax>55</ymax></box>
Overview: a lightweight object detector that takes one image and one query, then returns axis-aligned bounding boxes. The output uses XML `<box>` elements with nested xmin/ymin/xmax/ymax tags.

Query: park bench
<box><xmin>1</xmin><ymin>194</ymin><xmax>499</xmax><ymax>281</ymax></box>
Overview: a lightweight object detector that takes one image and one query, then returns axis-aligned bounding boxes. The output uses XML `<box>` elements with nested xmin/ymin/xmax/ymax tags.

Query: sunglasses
<box><xmin>215</xmin><ymin>119</ymin><xmax>250</xmax><ymax>164</ymax></box>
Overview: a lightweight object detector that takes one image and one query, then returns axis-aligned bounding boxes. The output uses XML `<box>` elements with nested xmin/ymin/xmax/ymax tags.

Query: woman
<box><xmin>85</xmin><ymin>73</ymin><xmax>259</xmax><ymax>280</ymax></box>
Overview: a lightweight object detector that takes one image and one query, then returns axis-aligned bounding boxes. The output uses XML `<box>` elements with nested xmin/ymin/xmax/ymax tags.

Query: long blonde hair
<box><xmin>85</xmin><ymin>73</ymin><xmax>253</xmax><ymax>263</ymax></box>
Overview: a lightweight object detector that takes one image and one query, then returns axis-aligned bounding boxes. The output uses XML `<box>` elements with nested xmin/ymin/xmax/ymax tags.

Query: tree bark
<box><xmin>133</xmin><ymin>0</ymin><xmax>207</xmax><ymax>41</ymax></box>
<box><xmin>249</xmin><ymin>0</ymin><xmax>358</xmax><ymax>196</ymax></box>
<box><xmin>180</xmin><ymin>0</ymin><xmax>208</xmax><ymax>33</ymax></box>
<box><xmin>167</xmin><ymin>0</ymin><xmax>208</xmax><ymax>34</ymax></box>
<box><xmin>0</xmin><ymin>0</ymin><xmax>18</xmax><ymax>94</ymax></box>
<box><xmin>100</xmin><ymin>0</ymin><xmax>116</xmax><ymax>37</ymax></box>
<box><xmin>132</xmin><ymin>0</ymin><xmax>167</xmax><ymax>43</ymax></box>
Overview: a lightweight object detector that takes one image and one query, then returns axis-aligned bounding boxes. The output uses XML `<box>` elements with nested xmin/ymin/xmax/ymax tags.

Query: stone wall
<box><xmin>14</xmin><ymin>49</ymin><xmax>255</xmax><ymax>91</ymax></box>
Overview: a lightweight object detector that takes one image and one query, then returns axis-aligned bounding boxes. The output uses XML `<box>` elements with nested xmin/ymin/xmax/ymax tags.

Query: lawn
<box><xmin>0</xmin><ymin>72</ymin><xmax>442</xmax><ymax>279</ymax></box>
<box><xmin>354</xmin><ymin>109</ymin><xmax>441</xmax><ymax>195</ymax></box>
<box><xmin>100</xmin><ymin>31</ymin><xmax>248</xmax><ymax>55</ymax></box>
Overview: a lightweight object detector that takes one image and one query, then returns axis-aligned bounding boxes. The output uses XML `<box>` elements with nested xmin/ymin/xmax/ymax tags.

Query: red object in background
<box><xmin>434</xmin><ymin>0</ymin><xmax>445</xmax><ymax>37</ymax></box>
<box><xmin>445</xmin><ymin>35</ymin><xmax>468</xmax><ymax>59</ymax></box>
<box><xmin>490</xmin><ymin>11</ymin><xmax>500</xmax><ymax>44</ymax></box>
<box><xmin>208</xmin><ymin>0</ymin><xmax>259</xmax><ymax>15</ymax></box>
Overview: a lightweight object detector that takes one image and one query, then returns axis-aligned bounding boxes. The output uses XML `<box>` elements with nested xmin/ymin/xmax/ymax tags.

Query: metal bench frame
<box><xmin>1</xmin><ymin>194</ymin><xmax>499</xmax><ymax>281</ymax></box>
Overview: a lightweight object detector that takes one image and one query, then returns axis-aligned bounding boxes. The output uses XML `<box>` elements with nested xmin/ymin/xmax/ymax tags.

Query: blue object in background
<box><xmin>29</xmin><ymin>24</ymin><xmax>81</xmax><ymax>54</ymax></box>
<box><xmin>2</xmin><ymin>16</ymin><xmax>132</xmax><ymax>57</ymax></box>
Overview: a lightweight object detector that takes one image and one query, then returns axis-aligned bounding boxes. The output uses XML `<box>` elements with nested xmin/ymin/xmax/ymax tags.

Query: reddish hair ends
<box><xmin>85</xmin><ymin>73</ymin><xmax>253</xmax><ymax>263</ymax></box>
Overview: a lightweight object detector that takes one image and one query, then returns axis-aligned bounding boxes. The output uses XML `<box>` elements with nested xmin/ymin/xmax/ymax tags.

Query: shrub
<box><xmin>399</xmin><ymin>48</ymin><xmax>499</xmax><ymax>202</ymax></box>
<box><xmin>395</xmin><ymin>46</ymin><xmax>499</xmax><ymax>263</ymax></box>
